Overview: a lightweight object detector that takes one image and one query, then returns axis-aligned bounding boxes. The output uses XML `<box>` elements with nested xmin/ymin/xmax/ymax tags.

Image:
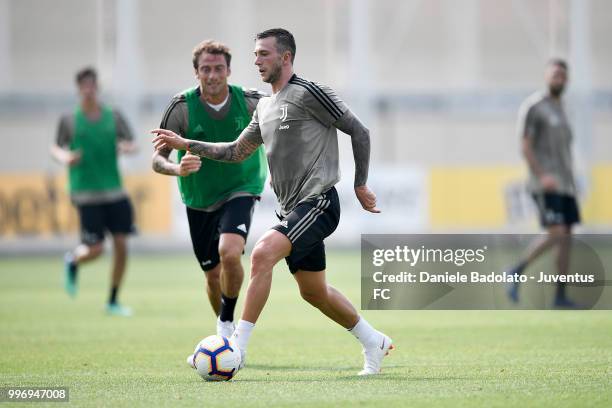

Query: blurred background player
<box><xmin>153</xmin><ymin>28</ymin><xmax>393</xmax><ymax>376</ymax></box>
<box><xmin>152</xmin><ymin>40</ymin><xmax>267</xmax><ymax>337</ymax></box>
<box><xmin>51</xmin><ymin>67</ymin><xmax>137</xmax><ymax>316</ymax></box>
<box><xmin>508</xmin><ymin>59</ymin><xmax>580</xmax><ymax>308</ymax></box>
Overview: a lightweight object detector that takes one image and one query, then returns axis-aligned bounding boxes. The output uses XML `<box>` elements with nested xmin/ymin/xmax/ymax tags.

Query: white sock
<box><xmin>231</xmin><ymin>319</ymin><xmax>255</xmax><ymax>352</ymax></box>
<box><xmin>348</xmin><ymin>316</ymin><xmax>380</xmax><ymax>348</ymax></box>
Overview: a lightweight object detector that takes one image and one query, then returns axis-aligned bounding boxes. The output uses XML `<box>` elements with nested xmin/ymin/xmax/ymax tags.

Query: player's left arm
<box><xmin>334</xmin><ymin>110</ymin><xmax>380</xmax><ymax>213</ymax></box>
<box><xmin>334</xmin><ymin>110</ymin><xmax>370</xmax><ymax>187</ymax></box>
<box><xmin>114</xmin><ymin>110</ymin><xmax>138</xmax><ymax>155</ymax></box>
<box><xmin>300</xmin><ymin>80</ymin><xmax>380</xmax><ymax>213</ymax></box>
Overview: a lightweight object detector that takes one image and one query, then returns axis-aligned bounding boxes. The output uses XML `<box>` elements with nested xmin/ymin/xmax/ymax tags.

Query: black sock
<box><xmin>66</xmin><ymin>253</ymin><xmax>78</xmax><ymax>278</ymax></box>
<box><xmin>219</xmin><ymin>294</ymin><xmax>238</xmax><ymax>322</ymax></box>
<box><xmin>109</xmin><ymin>286</ymin><xmax>119</xmax><ymax>305</ymax></box>
<box><xmin>513</xmin><ymin>260</ymin><xmax>528</xmax><ymax>275</ymax></box>
<box><xmin>556</xmin><ymin>282</ymin><xmax>566</xmax><ymax>300</ymax></box>
<box><xmin>69</xmin><ymin>264</ymin><xmax>78</xmax><ymax>280</ymax></box>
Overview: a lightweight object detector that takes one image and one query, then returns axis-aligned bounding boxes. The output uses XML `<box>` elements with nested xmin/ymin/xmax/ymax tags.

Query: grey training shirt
<box><xmin>240</xmin><ymin>74</ymin><xmax>348</xmax><ymax>216</ymax></box>
<box><xmin>517</xmin><ymin>91</ymin><xmax>576</xmax><ymax>196</ymax></box>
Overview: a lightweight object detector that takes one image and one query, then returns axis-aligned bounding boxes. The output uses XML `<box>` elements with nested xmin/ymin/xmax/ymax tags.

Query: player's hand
<box><xmin>178</xmin><ymin>152</ymin><xmax>201</xmax><ymax>176</ymax></box>
<box><xmin>151</xmin><ymin>128</ymin><xmax>189</xmax><ymax>151</ymax></box>
<box><xmin>539</xmin><ymin>174</ymin><xmax>558</xmax><ymax>192</ymax></box>
<box><xmin>355</xmin><ymin>185</ymin><xmax>381</xmax><ymax>213</ymax></box>
<box><xmin>66</xmin><ymin>150</ymin><xmax>82</xmax><ymax>166</ymax></box>
<box><xmin>118</xmin><ymin>140</ymin><xmax>138</xmax><ymax>155</ymax></box>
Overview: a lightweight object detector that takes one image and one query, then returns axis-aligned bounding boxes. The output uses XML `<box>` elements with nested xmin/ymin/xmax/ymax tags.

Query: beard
<box><xmin>264</xmin><ymin>60</ymin><xmax>283</xmax><ymax>84</ymax></box>
<box><xmin>549</xmin><ymin>84</ymin><xmax>565</xmax><ymax>97</ymax></box>
<box><xmin>204</xmin><ymin>83</ymin><xmax>221</xmax><ymax>95</ymax></box>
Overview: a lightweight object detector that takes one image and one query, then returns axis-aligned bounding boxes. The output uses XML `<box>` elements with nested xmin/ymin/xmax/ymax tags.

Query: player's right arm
<box><xmin>151</xmin><ymin>96</ymin><xmax>201</xmax><ymax>177</ymax></box>
<box><xmin>519</xmin><ymin>103</ymin><xmax>558</xmax><ymax>191</ymax></box>
<box><xmin>151</xmin><ymin>112</ymin><xmax>263</xmax><ymax>163</ymax></box>
<box><xmin>50</xmin><ymin>115</ymin><xmax>81</xmax><ymax>166</ymax></box>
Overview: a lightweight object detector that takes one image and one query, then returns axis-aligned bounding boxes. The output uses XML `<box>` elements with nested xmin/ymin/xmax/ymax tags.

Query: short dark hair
<box><xmin>548</xmin><ymin>58</ymin><xmax>568</xmax><ymax>71</ymax></box>
<box><xmin>192</xmin><ymin>40</ymin><xmax>232</xmax><ymax>70</ymax></box>
<box><xmin>75</xmin><ymin>67</ymin><xmax>97</xmax><ymax>84</ymax></box>
<box><xmin>256</xmin><ymin>28</ymin><xmax>296</xmax><ymax>63</ymax></box>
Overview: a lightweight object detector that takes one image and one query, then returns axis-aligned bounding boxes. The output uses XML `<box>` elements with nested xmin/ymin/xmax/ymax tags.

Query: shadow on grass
<box><xmin>247</xmin><ymin>364</ymin><xmax>364</xmax><ymax>371</ymax></box>
<box><xmin>231</xmin><ymin>365</ymin><xmax>472</xmax><ymax>383</ymax></box>
<box><xmin>247</xmin><ymin>363</ymin><xmax>419</xmax><ymax>370</ymax></box>
<box><xmin>235</xmin><ymin>374</ymin><xmax>471</xmax><ymax>383</ymax></box>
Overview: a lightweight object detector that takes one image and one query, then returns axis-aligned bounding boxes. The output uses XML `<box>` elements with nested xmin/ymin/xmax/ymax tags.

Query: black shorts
<box><xmin>272</xmin><ymin>187</ymin><xmax>340</xmax><ymax>274</ymax></box>
<box><xmin>532</xmin><ymin>192</ymin><xmax>580</xmax><ymax>227</ymax></box>
<box><xmin>187</xmin><ymin>196</ymin><xmax>257</xmax><ymax>272</ymax></box>
<box><xmin>77</xmin><ymin>197</ymin><xmax>135</xmax><ymax>245</ymax></box>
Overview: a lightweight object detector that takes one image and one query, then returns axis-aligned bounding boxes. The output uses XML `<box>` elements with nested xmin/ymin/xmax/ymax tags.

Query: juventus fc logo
<box><xmin>235</xmin><ymin>117</ymin><xmax>246</xmax><ymax>131</ymax></box>
<box><xmin>279</xmin><ymin>104</ymin><xmax>288</xmax><ymax>122</ymax></box>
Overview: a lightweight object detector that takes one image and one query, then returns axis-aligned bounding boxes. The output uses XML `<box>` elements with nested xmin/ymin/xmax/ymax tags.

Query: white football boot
<box><xmin>237</xmin><ymin>348</ymin><xmax>246</xmax><ymax>370</ymax></box>
<box><xmin>216</xmin><ymin>317</ymin><xmax>236</xmax><ymax>339</ymax></box>
<box><xmin>186</xmin><ymin>353</ymin><xmax>196</xmax><ymax>369</ymax></box>
<box><xmin>229</xmin><ymin>333</ymin><xmax>247</xmax><ymax>370</ymax></box>
<box><xmin>358</xmin><ymin>332</ymin><xmax>394</xmax><ymax>376</ymax></box>
<box><xmin>186</xmin><ymin>341</ymin><xmax>200</xmax><ymax>369</ymax></box>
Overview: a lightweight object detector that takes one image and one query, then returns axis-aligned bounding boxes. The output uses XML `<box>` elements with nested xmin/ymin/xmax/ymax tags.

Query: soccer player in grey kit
<box><xmin>153</xmin><ymin>28</ymin><xmax>393</xmax><ymax>375</ymax></box>
<box><xmin>508</xmin><ymin>59</ymin><xmax>580</xmax><ymax>308</ymax></box>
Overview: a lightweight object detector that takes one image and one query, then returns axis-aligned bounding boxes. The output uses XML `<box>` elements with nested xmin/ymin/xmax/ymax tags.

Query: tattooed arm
<box><xmin>185</xmin><ymin>128</ymin><xmax>263</xmax><ymax>162</ymax></box>
<box><xmin>334</xmin><ymin>109</ymin><xmax>380</xmax><ymax>213</ymax></box>
<box><xmin>151</xmin><ymin>120</ymin><xmax>263</xmax><ymax>163</ymax></box>
<box><xmin>334</xmin><ymin>110</ymin><xmax>371</xmax><ymax>187</ymax></box>
<box><xmin>152</xmin><ymin>147</ymin><xmax>181</xmax><ymax>176</ymax></box>
<box><xmin>153</xmin><ymin>143</ymin><xmax>202</xmax><ymax>177</ymax></box>
<box><xmin>152</xmin><ymin>95</ymin><xmax>195</xmax><ymax>176</ymax></box>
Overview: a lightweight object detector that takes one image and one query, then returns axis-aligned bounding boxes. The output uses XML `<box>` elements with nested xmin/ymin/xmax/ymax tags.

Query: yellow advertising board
<box><xmin>429</xmin><ymin>164</ymin><xmax>612</xmax><ymax>228</ymax></box>
<box><xmin>0</xmin><ymin>173</ymin><xmax>172</xmax><ymax>237</ymax></box>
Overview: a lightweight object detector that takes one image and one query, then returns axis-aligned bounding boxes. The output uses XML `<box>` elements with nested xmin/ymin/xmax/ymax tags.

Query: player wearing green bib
<box><xmin>51</xmin><ymin>67</ymin><xmax>137</xmax><ymax>317</ymax></box>
<box><xmin>152</xmin><ymin>40</ymin><xmax>267</xmax><ymax>337</ymax></box>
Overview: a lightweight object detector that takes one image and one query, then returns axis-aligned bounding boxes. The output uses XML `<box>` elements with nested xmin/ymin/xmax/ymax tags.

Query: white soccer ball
<box><xmin>191</xmin><ymin>335</ymin><xmax>242</xmax><ymax>381</ymax></box>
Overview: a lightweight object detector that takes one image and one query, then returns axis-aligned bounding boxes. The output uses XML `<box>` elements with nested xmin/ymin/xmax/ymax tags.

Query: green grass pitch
<box><xmin>1</xmin><ymin>252</ymin><xmax>611</xmax><ymax>407</ymax></box>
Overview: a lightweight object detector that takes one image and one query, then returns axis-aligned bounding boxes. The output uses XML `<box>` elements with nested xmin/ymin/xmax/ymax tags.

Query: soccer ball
<box><xmin>191</xmin><ymin>335</ymin><xmax>242</xmax><ymax>381</ymax></box>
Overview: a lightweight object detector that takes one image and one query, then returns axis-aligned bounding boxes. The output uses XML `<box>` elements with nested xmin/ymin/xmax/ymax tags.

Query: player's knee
<box><xmin>89</xmin><ymin>243</ymin><xmax>104</xmax><ymax>258</ymax></box>
<box><xmin>219</xmin><ymin>244</ymin><xmax>243</xmax><ymax>267</ymax></box>
<box><xmin>548</xmin><ymin>224</ymin><xmax>568</xmax><ymax>235</ymax></box>
<box><xmin>250</xmin><ymin>247</ymin><xmax>274</xmax><ymax>277</ymax></box>
<box><xmin>548</xmin><ymin>225</ymin><xmax>571</xmax><ymax>242</ymax></box>
<box><xmin>112</xmin><ymin>235</ymin><xmax>127</xmax><ymax>250</ymax></box>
